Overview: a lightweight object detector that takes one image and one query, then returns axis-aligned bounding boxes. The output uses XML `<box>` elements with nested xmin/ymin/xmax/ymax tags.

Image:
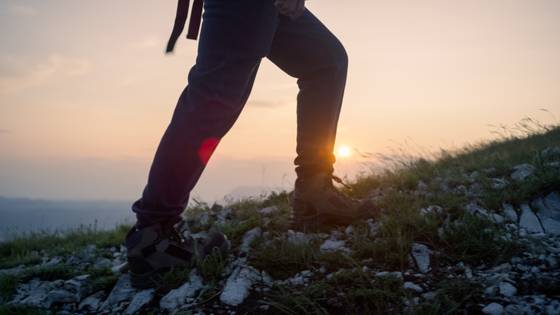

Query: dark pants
<box><xmin>132</xmin><ymin>0</ymin><xmax>349</xmax><ymax>226</ymax></box>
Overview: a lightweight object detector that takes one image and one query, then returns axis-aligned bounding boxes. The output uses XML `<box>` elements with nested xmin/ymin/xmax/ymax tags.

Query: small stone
<box><xmin>510</xmin><ymin>164</ymin><xmax>535</xmax><ymax>181</ymax></box>
<box><xmin>498</xmin><ymin>282</ymin><xmax>517</xmax><ymax>297</ymax></box>
<box><xmin>519</xmin><ymin>204</ymin><xmax>545</xmax><ymax>235</ymax></box>
<box><xmin>160</xmin><ymin>270</ymin><xmax>204</xmax><ymax>310</ymax></box>
<box><xmin>45</xmin><ymin>289</ymin><xmax>77</xmax><ymax>307</ymax></box>
<box><xmin>482</xmin><ymin>302</ymin><xmax>504</xmax><ymax>315</ymax></box>
<box><xmin>502</xmin><ymin>204</ymin><xmax>518</xmax><ymax>223</ymax></box>
<box><xmin>411</xmin><ymin>243</ymin><xmax>431</xmax><ymax>273</ymax></box>
<box><xmin>79</xmin><ymin>291</ymin><xmax>104</xmax><ymax>312</ymax></box>
<box><xmin>366</xmin><ymin>219</ymin><xmax>380</xmax><ymax>236</ymax></box>
<box><xmin>100</xmin><ymin>274</ymin><xmax>136</xmax><ymax>310</ymax></box>
<box><xmin>125</xmin><ymin>289</ymin><xmax>155</xmax><ymax>315</ymax></box>
<box><xmin>403</xmin><ymin>281</ymin><xmax>423</xmax><ymax>293</ymax></box>
<box><xmin>239</xmin><ymin>227</ymin><xmax>262</xmax><ymax>254</ymax></box>
<box><xmin>111</xmin><ymin>262</ymin><xmax>128</xmax><ymax>274</ymax></box>
<box><xmin>319</xmin><ymin>239</ymin><xmax>350</xmax><ymax>254</ymax></box>
<box><xmin>220</xmin><ymin>265</ymin><xmax>263</xmax><ymax>306</ymax></box>
<box><xmin>258</xmin><ymin>206</ymin><xmax>278</xmax><ymax>216</ymax></box>
<box><xmin>503</xmin><ymin>304</ymin><xmax>524</xmax><ymax>315</ymax></box>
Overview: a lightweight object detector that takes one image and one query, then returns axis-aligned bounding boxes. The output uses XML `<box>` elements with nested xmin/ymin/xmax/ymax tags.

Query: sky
<box><xmin>0</xmin><ymin>0</ymin><xmax>559</xmax><ymax>205</ymax></box>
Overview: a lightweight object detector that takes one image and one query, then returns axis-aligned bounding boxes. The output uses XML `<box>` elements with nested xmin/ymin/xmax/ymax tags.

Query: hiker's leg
<box><xmin>132</xmin><ymin>0</ymin><xmax>279</xmax><ymax>227</ymax></box>
<box><xmin>266</xmin><ymin>9</ymin><xmax>349</xmax><ymax>177</ymax></box>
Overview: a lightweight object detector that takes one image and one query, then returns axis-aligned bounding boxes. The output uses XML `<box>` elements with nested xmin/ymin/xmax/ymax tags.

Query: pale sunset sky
<box><xmin>0</xmin><ymin>0</ymin><xmax>559</xmax><ymax>204</ymax></box>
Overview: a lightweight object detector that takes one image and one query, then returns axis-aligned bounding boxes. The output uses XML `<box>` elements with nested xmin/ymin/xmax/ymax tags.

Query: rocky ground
<box><xmin>1</xmin><ymin>127</ymin><xmax>560</xmax><ymax>314</ymax></box>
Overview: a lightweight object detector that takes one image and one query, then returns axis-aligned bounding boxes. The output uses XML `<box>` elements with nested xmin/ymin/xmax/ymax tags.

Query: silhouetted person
<box><xmin>125</xmin><ymin>0</ymin><xmax>374</xmax><ymax>289</ymax></box>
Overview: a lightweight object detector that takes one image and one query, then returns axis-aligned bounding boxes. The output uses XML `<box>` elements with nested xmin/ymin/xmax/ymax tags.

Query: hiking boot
<box><xmin>125</xmin><ymin>218</ymin><xmax>230</xmax><ymax>289</ymax></box>
<box><xmin>291</xmin><ymin>172</ymin><xmax>378</xmax><ymax>231</ymax></box>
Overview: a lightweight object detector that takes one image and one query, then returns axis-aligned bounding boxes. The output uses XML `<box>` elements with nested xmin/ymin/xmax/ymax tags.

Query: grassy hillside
<box><xmin>1</xmin><ymin>121</ymin><xmax>559</xmax><ymax>314</ymax></box>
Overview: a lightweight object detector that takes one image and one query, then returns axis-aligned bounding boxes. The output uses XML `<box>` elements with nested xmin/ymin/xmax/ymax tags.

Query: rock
<box><xmin>519</xmin><ymin>204</ymin><xmax>545</xmax><ymax>235</ymax></box>
<box><xmin>503</xmin><ymin>304</ymin><xmax>524</xmax><ymax>315</ymax></box>
<box><xmin>220</xmin><ymin>264</ymin><xmax>263</xmax><ymax>306</ymax></box>
<box><xmin>125</xmin><ymin>289</ymin><xmax>155</xmax><ymax>315</ymax></box>
<box><xmin>239</xmin><ymin>227</ymin><xmax>262</xmax><ymax>254</ymax></box>
<box><xmin>411</xmin><ymin>243</ymin><xmax>431</xmax><ymax>273</ymax></box>
<box><xmin>0</xmin><ymin>265</ymin><xmax>26</xmax><ymax>276</ymax></box>
<box><xmin>420</xmin><ymin>205</ymin><xmax>443</xmax><ymax>216</ymax></box>
<box><xmin>531</xmin><ymin>192</ymin><xmax>560</xmax><ymax>235</ymax></box>
<box><xmin>320</xmin><ymin>239</ymin><xmax>350</xmax><ymax>254</ymax></box>
<box><xmin>63</xmin><ymin>275</ymin><xmax>90</xmax><ymax>300</ymax></box>
<box><xmin>42</xmin><ymin>256</ymin><xmax>63</xmax><ymax>267</ymax></box>
<box><xmin>367</xmin><ymin>219</ymin><xmax>380</xmax><ymax>236</ymax></box>
<box><xmin>160</xmin><ymin>270</ymin><xmax>204</xmax><ymax>310</ymax></box>
<box><xmin>10</xmin><ymin>279</ymin><xmax>52</xmax><ymax>307</ymax></box>
<box><xmin>375</xmin><ymin>271</ymin><xmax>403</xmax><ymax>279</ymax></box>
<box><xmin>283</xmin><ymin>270</ymin><xmax>313</xmax><ymax>286</ymax></box>
<box><xmin>482</xmin><ymin>302</ymin><xmax>504</xmax><ymax>315</ymax></box>
<box><xmin>94</xmin><ymin>257</ymin><xmax>113</xmax><ymax>269</ymax></box>
<box><xmin>100</xmin><ymin>274</ymin><xmax>136</xmax><ymax>310</ymax></box>
<box><xmin>258</xmin><ymin>206</ymin><xmax>278</xmax><ymax>216</ymax></box>
<box><xmin>79</xmin><ymin>291</ymin><xmax>104</xmax><ymax>312</ymax></box>
<box><xmin>345</xmin><ymin>225</ymin><xmax>354</xmax><ymax>236</ymax></box>
<box><xmin>286</xmin><ymin>230</ymin><xmax>312</xmax><ymax>245</ymax></box>
<box><xmin>498</xmin><ymin>282</ymin><xmax>517</xmax><ymax>297</ymax></box>
<box><xmin>45</xmin><ymin>289</ymin><xmax>77</xmax><ymax>307</ymax></box>
<box><xmin>403</xmin><ymin>281</ymin><xmax>423</xmax><ymax>293</ymax></box>
<box><xmin>491</xmin><ymin>178</ymin><xmax>509</xmax><ymax>190</ymax></box>
<box><xmin>111</xmin><ymin>262</ymin><xmax>129</xmax><ymax>274</ymax></box>
<box><xmin>502</xmin><ymin>204</ymin><xmax>518</xmax><ymax>223</ymax></box>
<box><xmin>510</xmin><ymin>164</ymin><xmax>535</xmax><ymax>181</ymax></box>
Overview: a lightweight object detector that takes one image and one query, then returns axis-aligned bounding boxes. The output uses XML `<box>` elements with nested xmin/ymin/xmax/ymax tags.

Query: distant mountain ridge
<box><xmin>0</xmin><ymin>197</ymin><xmax>134</xmax><ymax>241</ymax></box>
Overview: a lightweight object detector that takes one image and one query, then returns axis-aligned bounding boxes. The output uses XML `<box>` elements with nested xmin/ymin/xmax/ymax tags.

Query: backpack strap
<box><xmin>166</xmin><ymin>0</ymin><xmax>204</xmax><ymax>53</ymax></box>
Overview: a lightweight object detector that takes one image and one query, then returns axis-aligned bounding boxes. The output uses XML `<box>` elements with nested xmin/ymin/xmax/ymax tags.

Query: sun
<box><xmin>336</xmin><ymin>145</ymin><xmax>352</xmax><ymax>158</ymax></box>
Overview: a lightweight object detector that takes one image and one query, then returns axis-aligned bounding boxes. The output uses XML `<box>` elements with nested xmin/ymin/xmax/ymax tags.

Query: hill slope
<box><xmin>1</xmin><ymin>124</ymin><xmax>560</xmax><ymax>314</ymax></box>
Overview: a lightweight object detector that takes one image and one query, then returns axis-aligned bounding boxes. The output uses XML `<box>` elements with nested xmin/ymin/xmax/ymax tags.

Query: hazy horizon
<box><xmin>1</xmin><ymin>0</ymin><xmax>559</xmax><ymax>206</ymax></box>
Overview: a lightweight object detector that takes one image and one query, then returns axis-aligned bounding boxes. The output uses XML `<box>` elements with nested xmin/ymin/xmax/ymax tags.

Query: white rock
<box><xmin>532</xmin><ymin>192</ymin><xmax>560</xmax><ymax>235</ymax></box>
<box><xmin>286</xmin><ymin>230</ymin><xmax>312</xmax><ymax>245</ymax></box>
<box><xmin>45</xmin><ymin>289</ymin><xmax>77</xmax><ymax>307</ymax></box>
<box><xmin>510</xmin><ymin>164</ymin><xmax>535</xmax><ymax>181</ymax></box>
<box><xmin>100</xmin><ymin>274</ymin><xmax>136</xmax><ymax>310</ymax></box>
<box><xmin>345</xmin><ymin>225</ymin><xmax>354</xmax><ymax>235</ymax></box>
<box><xmin>10</xmin><ymin>279</ymin><xmax>52</xmax><ymax>307</ymax></box>
<box><xmin>498</xmin><ymin>282</ymin><xmax>517</xmax><ymax>297</ymax></box>
<box><xmin>111</xmin><ymin>262</ymin><xmax>129</xmax><ymax>274</ymax></box>
<box><xmin>411</xmin><ymin>243</ymin><xmax>431</xmax><ymax>273</ymax></box>
<box><xmin>420</xmin><ymin>205</ymin><xmax>443</xmax><ymax>216</ymax></box>
<box><xmin>503</xmin><ymin>304</ymin><xmax>524</xmax><ymax>315</ymax></box>
<box><xmin>79</xmin><ymin>291</ymin><xmax>104</xmax><ymax>312</ymax></box>
<box><xmin>482</xmin><ymin>302</ymin><xmax>504</xmax><ymax>315</ymax></box>
<box><xmin>220</xmin><ymin>265</ymin><xmax>262</xmax><ymax>306</ymax></box>
<box><xmin>258</xmin><ymin>206</ymin><xmax>278</xmax><ymax>216</ymax></box>
<box><xmin>125</xmin><ymin>289</ymin><xmax>155</xmax><ymax>315</ymax></box>
<box><xmin>502</xmin><ymin>204</ymin><xmax>518</xmax><ymax>223</ymax></box>
<box><xmin>403</xmin><ymin>281</ymin><xmax>423</xmax><ymax>293</ymax></box>
<box><xmin>319</xmin><ymin>239</ymin><xmax>350</xmax><ymax>254</ymax></box>
<box><xmin>159</xmin><ymin>270</ymin><xmax>203</xmax><ymax>310</ymax></box>
<box><xmin>375</xmin><ymin>271</ymin><xmax>403</xmax><ymax>279</ymax></box>
<box><xmin>239</xmin><ymin>227</ymin><xmax>262</xmax><ymax>254</ymax></box>
<box><xmin>491</xmin><ymin>178</ymin><xmax>509</xmax><ymax>190</ymax></box>
<box><xmin>367</xmin><ymin>219</ymin><xmax>380</xmax><ymax>236</ymax></box>
<box><xmin>519</xmin><ymin>204</ymin><xmax>545</xmax><ymax>235</ymax></box>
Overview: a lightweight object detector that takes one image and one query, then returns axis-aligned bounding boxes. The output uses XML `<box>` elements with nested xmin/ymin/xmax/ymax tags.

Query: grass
<box><xmin>261</xmin><ymin>269</ymin><xmax>405</xmax><ymax>314</ymax></box>
<box><xmin>411</xmin><ymin>279</ymin><xmax>483</xmax><ymax>315</ymax></box>
<box><xmin>0</xmin><ymin>224</ymin><xmax>131</xmax><ymax>269</ymax></box>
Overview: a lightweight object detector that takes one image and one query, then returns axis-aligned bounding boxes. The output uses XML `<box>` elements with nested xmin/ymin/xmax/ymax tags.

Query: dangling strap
<box><xmin>166</xmin><ymin>0</ymin><xmax>204</xmax><ymax>53</ymax></box>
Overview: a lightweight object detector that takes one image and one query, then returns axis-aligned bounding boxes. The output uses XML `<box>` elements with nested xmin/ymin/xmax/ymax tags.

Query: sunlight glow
<box><xmin>336</xmin><ymin>145</ymin><xmax>352</xmax><ymax>159</ymax></box>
